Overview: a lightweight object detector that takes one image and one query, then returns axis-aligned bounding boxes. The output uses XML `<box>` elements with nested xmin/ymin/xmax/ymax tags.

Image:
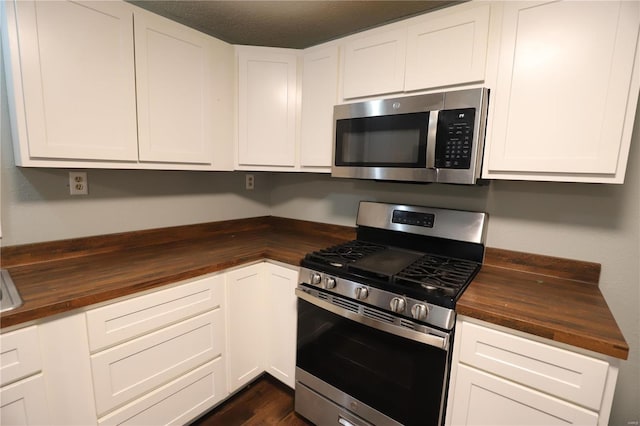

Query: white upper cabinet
<box><xmin>237</xmin><ymin>47</ymin><xmax>298</xmax><ymax>168</ymax></box>
<box><xmin>405</xmin><ymin>3</ymin><xmax>491</xmax><ymax>91</ymax></box>
<box><xmin>342</xmin><ymin>28</ymin><xmax>407</xmax><ymax>99</ymax></box>
<box><xmin>300</xmin><ymin>45</ymin><xmax>339</xmax><ymax>169</ymax></box>
<box><xmin>341</xmin><ymin>2</ymin><xmax>493</xmax><ymax>100</ymax></box>
<box><xmin>3</xmin><ymin>0</ymin><xmax>138</xmax><ymax>162</ymax></box>
<box><xmin>483</xmin><ymin>1</ymin><xmax>640</xmax><ymax>183</ymax></box>
<box><xmin>134</xmin><ymin>10</ymin><xmax>234</xmax><ymax>168</ymax></box>
<box><xmin>2</xmin><ymin>0</ymin><xmax>234</xmax><ymax>170</ymax></box>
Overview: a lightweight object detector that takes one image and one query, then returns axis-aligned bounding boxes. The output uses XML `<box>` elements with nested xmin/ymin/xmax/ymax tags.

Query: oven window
<box><xmin>335</xmin><ymin>112</ymin><xmax>428</xmax><ymax>167</ymax></box>
<box><xmin>296</xmin><ymin>299</ymin><xmax>447</xmax><ymax>426</ymax></box>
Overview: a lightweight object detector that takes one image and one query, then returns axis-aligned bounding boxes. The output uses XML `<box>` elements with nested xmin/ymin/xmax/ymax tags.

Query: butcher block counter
<box><xmin>0</xmin><ymin>216</ymin><xmax>628</xmax><ymax>360</ymax></box>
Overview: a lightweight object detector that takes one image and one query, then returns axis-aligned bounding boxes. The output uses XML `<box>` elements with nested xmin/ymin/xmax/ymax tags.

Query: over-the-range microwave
<box><xmin>331</xmin><ymin>88</ymin><xmax>489</xmax><ymax>185</ymax></box>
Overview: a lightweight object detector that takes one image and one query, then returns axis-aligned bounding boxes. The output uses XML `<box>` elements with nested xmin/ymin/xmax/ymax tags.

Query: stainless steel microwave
<box><xmin>332</xmin><ymin>88</ymin><xmax>489</xmax><ymax>184</ymax></box>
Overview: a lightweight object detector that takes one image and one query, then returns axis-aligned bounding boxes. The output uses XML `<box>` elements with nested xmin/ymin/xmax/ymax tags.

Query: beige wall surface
<box><xmin>2</xmin><ymin>42</ymin><xmax>638</xmax><ymax>426</ymax></box>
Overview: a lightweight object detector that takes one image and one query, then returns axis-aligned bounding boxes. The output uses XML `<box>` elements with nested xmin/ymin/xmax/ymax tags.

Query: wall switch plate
<box><xmin>245</xmin><ymin>174</ymin><xmax>255</xmax><ymax>190</ymax></box>
<box><xmin>69</xmin><ymin>171</ymin><xmax>88</xmax><ymax>195</ymax></box>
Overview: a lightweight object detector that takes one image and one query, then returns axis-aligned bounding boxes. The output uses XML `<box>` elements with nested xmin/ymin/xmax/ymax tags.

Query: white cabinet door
<box><xmin>86</xmin><ymin>274</ymin><xmax>225</xmax><ymax>352</ymax></box>
<box><xmin>97</xmin><ymin>359</ymin><xmax>226</xmax><ymax>426</ymax></box>
<box><xmin>4</xmin><ymin>0</ymin><xmax>138</xmax><ymax>162</ymax></box>
<box><xmin>448</xmin><ymin>364</ymin><xmax>599</xmax><ymax>425</ymax></box>
<box><xmin>225</xmin><ymin>263</ymin><xmax>267</xmax><ymax>392</ymax></box>
<box><xmin>0</xmin><ymin>374</ymin><xmax>50</xmax><ymax>426</ymax></box>
<box><xmin>91</xmin><ymin>310</ymin><xmax>224</xmax><ymax>416</ymax></box>
<box><xmin>300</xmin><ymin>46</ymin><xmax>339</xmax><ymax>169</ymax></box>
<box><xmin>342</xmin><ymin>28</ymin><xmax>407</xmax><ymax>99</ymax></box>
<box><xmin>484</xmin><ymin>0</ymin><xmax>640</xmax><ymax>183</ymax></box>
<box><xmin>237</xmin><ymin>47</ymin><xmax>298</xmax><ymax>167</ymax></box>
<box><xmin>264</xmin><ymin>264</ymin><xmax>298</xmax><ymax>389</ymax></box>
<box><xmin>134</xmin><ymin>10</ymin><xmax>234</xmax><ymax>167</ymax></box>
<box><xmin>0</xmin><ymin>326</ymin><xmax>41</xmax><ymax>387</ymax></box>
<box><xmin>405</xmin><ymin>3</ymin><xmax>490</xmax><ymax>91</ymax></box>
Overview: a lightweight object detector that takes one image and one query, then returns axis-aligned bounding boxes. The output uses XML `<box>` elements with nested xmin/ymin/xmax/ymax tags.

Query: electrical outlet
<box><xmin>245</xmin><ymin>174</ymin><xmax>255</xmax><ymax>190</ymax></box>
<box><xmin>69</xmin><ymin>171</ymin><xmax>88</xmax><ymax>195</ymax></box>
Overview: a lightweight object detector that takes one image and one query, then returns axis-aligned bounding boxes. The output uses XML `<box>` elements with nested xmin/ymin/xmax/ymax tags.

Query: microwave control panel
<box><xmin>435</xmin><ymin>108</ymin><xmax>476</xmax><ymax>169</ymax></box>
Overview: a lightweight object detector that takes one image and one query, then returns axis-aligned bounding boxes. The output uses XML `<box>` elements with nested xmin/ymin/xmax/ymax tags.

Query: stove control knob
<box><xmin>390</xmin><ymin>297</ymin><xmax>406</xmax><ymax>313</ymax></box>
<box><xmin>324</xmin><ymin>277</ymin><xmax>337</xmax><ymax>289</ymax></box>
<box><xmin>411</xmin><ymin>304</ymin><xmax>429</xmax><ymax>321</ymax></box>
<box><xmin>355</xmin><ymin>287</ymin><xmax>369</xmax><ymax>300</ymax></box>
<box><xmin>310</xmin><ymin>272</ymin><xmax>322</xmax><ymax>286</ymax></box>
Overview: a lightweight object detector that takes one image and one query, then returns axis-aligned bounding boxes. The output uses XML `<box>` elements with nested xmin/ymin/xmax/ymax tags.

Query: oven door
<box><xmin>295</xmin><ymin>292</ymin><xmax>450</xmax><ymax>426</ymax></box>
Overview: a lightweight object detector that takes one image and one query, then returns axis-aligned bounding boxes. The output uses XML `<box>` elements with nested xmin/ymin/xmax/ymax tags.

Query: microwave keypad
<box><xmin>435</xmin><ymin>108</ymin><xmax>475</xmax><ymax>169</ymax></box>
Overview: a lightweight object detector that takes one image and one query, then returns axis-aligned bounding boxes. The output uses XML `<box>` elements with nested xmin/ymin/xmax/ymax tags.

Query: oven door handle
<box><xmin>296</xmin><ymin>289</ymin><xmax>449</xmax><ymax>350</ymax></box>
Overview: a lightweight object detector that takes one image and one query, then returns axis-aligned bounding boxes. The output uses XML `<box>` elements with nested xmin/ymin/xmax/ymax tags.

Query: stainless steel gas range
<box><xmin>294</xmin><ymin>201</ymin><xmax>488</xmax><ymax>426</ymax></box>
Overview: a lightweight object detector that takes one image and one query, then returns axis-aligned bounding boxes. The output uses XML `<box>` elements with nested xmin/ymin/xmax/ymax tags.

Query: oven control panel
<box><xmin>392</xmin><ymin>210</ymin><xmax>435</xmax><ymax>228</ymax></box>
<box><xmin>299</xmin><ymin>267</ymin><xmax>456</xmax><ymax>331</ymax></box>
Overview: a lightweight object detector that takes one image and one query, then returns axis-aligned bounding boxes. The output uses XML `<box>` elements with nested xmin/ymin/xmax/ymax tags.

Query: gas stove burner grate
<box><xmin>394</xmin><ymin>254</ymin><xmax>480</xmax><ymax>297</ymax></box>
<box><xmin>305</xmin><ymin>240</ymin><xmax>387</xmax><ymax>269</ymax></box>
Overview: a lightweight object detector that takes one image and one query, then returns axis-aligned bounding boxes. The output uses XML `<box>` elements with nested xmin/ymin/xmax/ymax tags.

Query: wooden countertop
<box><xmin>0</xmin><ymin>217</ymin><xmax>628</xmax><ymax>360</ymax></box>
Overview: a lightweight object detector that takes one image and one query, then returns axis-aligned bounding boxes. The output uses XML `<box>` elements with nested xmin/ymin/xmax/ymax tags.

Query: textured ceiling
<box><xmin>129</xmin><ymin>1</ymin><xmax>459</xmax><ymax>49</ymax></box>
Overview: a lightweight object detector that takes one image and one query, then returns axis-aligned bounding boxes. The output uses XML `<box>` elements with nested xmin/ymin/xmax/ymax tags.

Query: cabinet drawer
<box><xmin>0</xmin><ymin>373</ymin><xmax>50</xmax><ymax>426</ymax></box>
<box><xmin>91</xmin><ymin>309</ymin><xmax>224</xmax><ymax>416</ymax></box>
<box><xmin>86</xmin><ymin>274</ymin><xmax>224</xmax><ymax>351</ymax></box>
<box><xmin>97</xmin><ymin>358</ymin><xmax>226</xmax><ymax>426</ymax></box>
<box><xmin>458</xmin><ymin>321</ymin><xmax>609</xmax><ymax>411</ymax></box>
<box><xmin>0</xmin><ymin>326</ymin><xmax>41</xmax><ymax>386</ymax></box>
<box><xmin>449</xmin><ymin>364</ymin><xmax>598</xmax><ymax>425</ymax></box>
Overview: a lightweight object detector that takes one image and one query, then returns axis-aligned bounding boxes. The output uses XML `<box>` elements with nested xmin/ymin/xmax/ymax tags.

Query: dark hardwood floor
<box><xmin>190</xmin><ymin>375</ymin><xmax>313</xmax><ymax>426</ymax></box>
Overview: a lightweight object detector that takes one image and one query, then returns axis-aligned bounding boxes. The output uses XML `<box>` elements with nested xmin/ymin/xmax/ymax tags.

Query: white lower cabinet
<box><xmin>97</xmin><ymin>358</ymin><xmax>226</xmax><ymax>426</ymax></box>
<box><xmin>87</xmin><ymin>273</ymin><xmax>227</xmax><ymax>423</ymax></box>
<box><xmin>264</xmin><ymin>263</ymin><xmax>299</xmax><ymax>388</ymax></box>
<box><xmin>225</xmin><ymin>263</ymin><xmax>268</xmax><ymax>392</ymax></box>
<box><xmin>0</xmin><ymin>262</ymin><xmax>299</xmax><ymax>425</ymax></box>
<box><xmin>0</xmin><ymin>326</ymin><xmax>49</xmax><ymax>426</ymax></box>
<box><xmin>446</xmin><ymin>318</ymin><xmax>619</xmax><ymax>426</ymax></box>
<box><xmin>225</xmin><ymin>262</ymin><xmax>298</xmax><ymax>392</ymax></box>
<box><xmin>0</xmin><ymin>374</ymin><xmax>50</xmax><ymax>426</ymax></box>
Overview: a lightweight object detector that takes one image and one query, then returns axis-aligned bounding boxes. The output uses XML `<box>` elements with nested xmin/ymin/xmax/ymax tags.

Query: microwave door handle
<box><xmin>426</xmin><ymin>110</ymin><xmax>439</xmax><ymax>169</ymax></box>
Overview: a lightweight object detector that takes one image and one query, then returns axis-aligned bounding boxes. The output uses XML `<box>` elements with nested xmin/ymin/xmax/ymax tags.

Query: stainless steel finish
<box><xmin>411</xmin><ymin>303</ymin><xmax>429</xmax><ymax>321</ymax></box>
<box><xmin>389</xmin><ymin>297</ymin><xmax>406</xmax><ymax>313</ymax></box>
<box><xmin>325</xmin><ymin>276</ymin><xmax>337</xmax><ymax>289</ymax></box>
<box><xmin>332</xmin><ymin>88</ymin><xmax>489</xmax><ymax>185</ymax></box>
<box><xmin>354</xmin><ymin>286</ymin><xmax>369</xmax><ymax>300</ymax></box>
<box><xmin>426</xmin><ymin>110</ymin><xmax>439</xmax><ymax>169</ymax></box>
<box><xmin>311</xmin><ymin>272</ymin><xmax>322</xmax><ymax>285</ymax></box>
<box><xmin>356</xmin><ymin>201</ymin><xmax>488</xmax><ymax>246</ymax></box>
<box><xmin>296</xmin><ymin>287</ymin><xmax>449</xmax><ymax>349</ymax></box>
<box><xmin>1</xmin><ymin>269</ymin><xmax>23</xmax><ymax>313</ymax></box>
<box><xmin>296</xmin><ymin>368</ymin><xmax>400</xmax><ymax>426</ymax></box>
<box><xmin>334</xmin><ymin>92</ymin><xmax>443</xmax><ymax>120</ymax></box>
<box><xmin>299</xmin><ymin>267</ymin><xmax>457</xmax><ymax>330</ymax></box>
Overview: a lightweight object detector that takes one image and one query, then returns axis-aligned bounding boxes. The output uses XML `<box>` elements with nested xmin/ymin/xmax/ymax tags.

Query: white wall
<box><xmin>270</xmin><ymin>107</ymin><xmax>640</xmax><ymax>425</ymax></box>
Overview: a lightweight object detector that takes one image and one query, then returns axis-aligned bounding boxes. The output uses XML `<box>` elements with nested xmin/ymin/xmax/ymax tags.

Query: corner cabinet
<box><xmin>299</xmin><ymin>45</ymin><xmax>339</xmax><ymax>170</ymax></box>
<box><xmin>483</xmin><ymin>0</ymin><xmax>640</xmax><ymax>183</ymax></box>
<box><xmin>1</xmin><ymin>0</ymin><xmax>234</xmax><ymax>170</ymax></box>
<box><xmin>445</xmin><ymin>318</ymin><xmax>619</xmax><ymax>426</ymax></box>
<box><xmin>225</xmin><ymin>262</ymin><xmax>298</xmax><ymax>391</ymax></box>
<box><xmin>236</xmin><ymin>47</ymin><xmax>298</xmax><ymax>169</ymax></box>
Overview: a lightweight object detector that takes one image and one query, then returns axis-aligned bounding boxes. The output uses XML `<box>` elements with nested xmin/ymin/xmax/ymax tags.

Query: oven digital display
<box><xmin>392</xmin><ymin>210</ymin><xmax>435</xmax><ymax>228</ymax></box>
